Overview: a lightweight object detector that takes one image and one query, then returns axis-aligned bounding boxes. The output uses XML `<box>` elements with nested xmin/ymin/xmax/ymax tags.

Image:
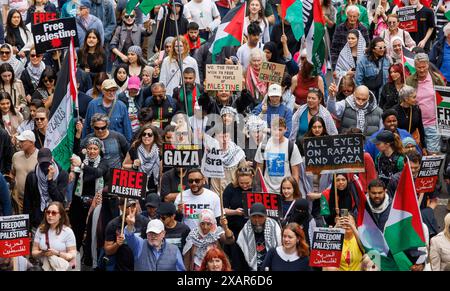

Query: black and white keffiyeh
<box><xmin>138</xmin><ymin>144</ymin><xmax>160</xmax><ymax>186</ymax></box>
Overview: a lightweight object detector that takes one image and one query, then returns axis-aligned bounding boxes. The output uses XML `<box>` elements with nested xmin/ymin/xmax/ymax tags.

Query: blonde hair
<box><xmin>444</xmin><ymin>213</ymin><xmax>450</xmax><ymax>241</ymax></box>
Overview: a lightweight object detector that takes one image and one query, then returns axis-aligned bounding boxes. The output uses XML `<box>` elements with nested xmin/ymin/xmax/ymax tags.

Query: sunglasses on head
<box><xmin>94</xmin><ymin>125</ymin><xmax>107</xmax><ymax>131</ymax></box>
<box><xmin>238</xmin><ymin>167</ymin><xmax>254</xmax><ymax>174</ymax></box>
<box><xmin>45</xmin><ymin>210</ymin><xmax>59</xmax><ymax>216</ymax></box>
<box><xmin>188</xmin><ymin>178</ymin><xmax>202</xmax><ymax>184</ymax></box>
<box><xmin>142</xmin><ymin>132</ymin><xmax>154</xmax><ymax>138</ymax></box>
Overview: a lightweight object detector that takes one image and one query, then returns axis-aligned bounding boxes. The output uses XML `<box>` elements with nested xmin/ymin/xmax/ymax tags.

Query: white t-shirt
<box><xmin>34</xmin><ymin>226</ymin><xmax>76</xmax><ymax>252</ymax></box>
<box><xmin>174</xmin><ymin>188</ymin><xmax>221</xmax><ymax>230</ymax></box>
<box><xmin>255</xmin><ymin>137</ymin><xmax>303</xmax><ymax>193</ymax></box>
<box><xmin>236</xmin><ymin>43</ymin><xmax>263</xmax><ymax>72</ymax></box>
<box><xmin>183</xmin><ymin>0</ymin><xmax>220</xmax><ymax>30</ymax></box>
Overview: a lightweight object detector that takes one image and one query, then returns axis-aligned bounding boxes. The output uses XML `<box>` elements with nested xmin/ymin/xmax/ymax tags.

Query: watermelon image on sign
<box><xmin>51</xmin><ymin>38</ymin><xmax>62</xmax><ymax>48</ymax></box>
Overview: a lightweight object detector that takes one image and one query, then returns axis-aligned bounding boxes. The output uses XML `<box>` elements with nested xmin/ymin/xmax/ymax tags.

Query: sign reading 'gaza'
<box><xmin>304</xmin><ymin>134</ymin><xmax>364</xmax><ymax>174</ymax></box>
<box><xmin>32</xmin><ymin>17</ymin><xmax>79</xmax><ymax>54</ymax></box>
<box><xmin>162</xmin><ymin>143</ymin><xmax>200</xmax><ymax>168</ymax></box>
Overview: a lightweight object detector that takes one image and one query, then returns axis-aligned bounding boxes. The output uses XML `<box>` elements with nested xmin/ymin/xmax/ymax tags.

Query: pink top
<box><xmin>416</xmin><ymin>73</ymin><xmax>436</xmax><ymax>126</ymax></box>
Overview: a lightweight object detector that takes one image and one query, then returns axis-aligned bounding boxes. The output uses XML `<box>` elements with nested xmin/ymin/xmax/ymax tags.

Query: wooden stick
<box><xmin>241</xmin><ymin>2</ymin><xmax>247</xmax><ymax>45</ymax></box>
<box><xmin>334</xmin><ymin>174</ymin><xmax>339</xmax><ymax>216</ymax></box>
<box><xmin>57</xmin><ymin>51</ymin><xmax>62</xmax><ymax>70</ymax></box>
<box><xmin>418</xmin><ymin>193</ymin><xmax>424</xmax><ymax>207</ymax></box>
<box><xmin>180</xmin><ymin>168</ymin><xmax>184</xmax><ymax>204</ymax></box>
<box><xmin>220</xmin><ymin>180</ymin><xmax>224</xmax><ymax>217</ymax></box>
<box><xmin>281</xmin><ymin>18</ymin><xmax>285</xmax><ymax>35</ymax></box>
<box><xmin>13</xmin><ymin>257</ymin><xmax>18</xmax><ymax>271</ymax></box>
<box><xmin>120</xmin><ymin>197</ymin><xmax>127</xmax><ymax>236</ymax></box>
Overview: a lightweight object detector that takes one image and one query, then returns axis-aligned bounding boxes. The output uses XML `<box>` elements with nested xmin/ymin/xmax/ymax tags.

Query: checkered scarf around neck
<box><xmin>138</xmin><ymin>143</ymin><xmax>160</xmax><ymax>186</ymax></box>
<box><xmin>347</xmin><ymin>95</ymin><xmax>370</xmax><ymax>132</ymax></box>
<box><xmin>26</xmin><ymin>61</ymin><xmax>46</xmax><ymax>88</ymax></box>
<box><xmin>236</xmin><ymin>218</ymin><xmax>279</xmax><ymax>271</ymax></box>
<box><xmin>36</xmin><ymin>162</ymin><xmax>60</xmax><ymax>212</ymax></box>
<box><xmin>74</xmin><ymin>137</ymin><xmax>104</xmax><ymax>197</ymax></box>
<box><xmin>221</xmin><ymin>140</ymin><xmax>245</xmax><ymax>167</ymax></box>
<box><xmin>335</xmin><ymin>31</ymin><xmax>366</xmax><ymax>78</ymax></box>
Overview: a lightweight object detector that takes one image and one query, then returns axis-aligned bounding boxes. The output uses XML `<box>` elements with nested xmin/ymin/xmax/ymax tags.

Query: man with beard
<box><xmin>364</xmin><ymin>109</ymin><xmax>421</xmax><ymax>160</ymax></box>
<box><xmin>236</xmin><ymin>203</ymin><xmax>281</xmax><ymax>271</ymax></box>
<box><xmin>184</xmin><ymin>22</ymin><xmax>204</xmax><ymax>56</ymax></box>
<box><xmin>172</xmin><ymin>68</ymin><xmax>203</xmax><ymax>117</ymax></box>
<box><xmin>143</xmin><ymin>82</ymin><xmax>178</xmax><ymax>129</ymax></box>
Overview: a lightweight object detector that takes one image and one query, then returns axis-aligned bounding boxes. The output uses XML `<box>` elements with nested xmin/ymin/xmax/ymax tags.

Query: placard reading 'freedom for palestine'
<box><xmin>436</xmin><ymin>86</ymin><xmax>450</xmax><ymax>137</ymax></box>
<box><xmin>205</xmin><ymin>64</ymin><xmax>243</xmax><ymax>91</ymax></box>
<box><xmin>108</xmin><ymin>168</ymin><xmax>148</xmax><ymax>199</ymax></box>
<box><xmin>309</xmin><ymin>227</ymin><xmax>345</xmax><ymax>268</ymax></box>
<box><xmin>0</xmin><ymin>215</ymin><xmax>30</xmax><ymax>258</ymax></box>
<box><xmin>32</xmin><ymin>17</ymin><xmax>79</xmax><ymax>54</ymax></box>
<box><xmin>415</xmin><ymin>155</ymin><xmax>445</xmax><ymax>193</ymax></box>
<box><xmin>242</xmin><ymin>192</ymin><xmax>282</xmax><ymax>219</ymax></box>
<box><xmin>304</xmin><ymin>134</ymin><xmax>365</xmax><ymax>174</ymax></box>
<box><xmin>162</xmin><ymin>143</ymin><xmax>201</xmax><ymax>168</ymax></box>
<box><xmin>398</xmin><ymin>6</ymin><xmax>417</xmax><ymax>32</ymax></box>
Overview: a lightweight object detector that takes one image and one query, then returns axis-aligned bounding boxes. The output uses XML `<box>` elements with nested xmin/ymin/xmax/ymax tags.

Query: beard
<box><xmin>252</xmin><ymin>223</ymin><xmax>264</xmax><ymax>234</ymax></box>
<box><xmin>189</xmin><ymin>36</ymin><xmax>198</xmax><ymax>43</ymax></box>
<box><xmin>370</xmin><ymin>198</ymin><xmax>383</xmax><ymax>208</ymax></box>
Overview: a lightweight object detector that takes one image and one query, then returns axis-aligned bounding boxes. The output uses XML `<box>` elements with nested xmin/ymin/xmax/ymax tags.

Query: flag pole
<box><xmin>401</xmin><ymin>46</ymin><xmax>407</xmax><ymax>78</ymax></box>
<box><xmin>334</xmin><ymin>174</ymin><xmax>339</xmax><ymax>216</ymax></box>
<box><xmin>171</xmin><ymin>1</ymin><xmax>189</xmax><ymax>115</ymax></box>
<box><xmin>241</xmin><ymin>2</ymin><xmax>247</xmax><ymax>45</ymax></box>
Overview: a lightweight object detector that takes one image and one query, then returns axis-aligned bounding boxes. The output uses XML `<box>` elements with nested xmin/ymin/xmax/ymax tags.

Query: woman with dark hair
<box><xmin>0</xmin><ymin>91</ymin><xmax>23</xmax><ymax>142</ymax></box>
<box><xmin>244</xmin><ymin>0</ymin><xmax>270</xmax><ymax>44</ymax></box>
<box><xmin>355</xmin><ymin>37</ymin><xmax>391</xmax><ymax>99</ymax></box>
<box><xmin>25</xmin><ymin>0</ymin><xmax>57</xmax><ymax>25</ymax></box>
<box><xmin>291</xmin><ymin>49</ymin><xmax>325</xmax><ymax>109</ymax></box>
<box><xmin>335</xmin><ymin>29</ymin><xmax>366</xmax><ymax>79</ymax></box>
<box><xmin>261</xmin><ymin>223</ymin><xmax>311</xmax><ymax>271</ymax></box>
<box><xmin>379</xmin><ymin>63</ymin><xmax>404</xmax><ymax>110</ymax></box>
<box><xmin>290</xmin><ymin>89</ymin><xmax>338</xmax><ymax>147</ymax></box>
<box><xmin>127</xmin><ymin>46</ymin><xmax>151</xmax><ymax>79</ymax></box>
<box><xmin>69</xmin><ymin>137</ymin><xmax>109</xmax><ymax>251</ymax></box>
<box><xmin>280</xmin><ymin>177</ymin><xmax>301</xmax><ymax>223</ymax></box>
<box><xmin>20</xmin><ymin>47</ymin><xmax>46</xmax><ymax>101</ymax></box>
<box><xmin>373</xmin><ymin>130</ymin><xmax>405</xmax><ymax>186</ymax></box>
<box><xmin>263</xmin><ymin>42</ymin><xmax>283</xmax><ymax>64</ymax></box>
<box><xmin>0</xmin><ymin>63</ymin><xmax>26</xmax><ymax>112</ymax></box>
<box><xmin>86</xmin><ymin>72</ymin><xmax>108</xmax><ymax>100</ymax></box>
<box><xmin>17</xmin><ymin>99</ymin><xmax>44</xmax><ymax>133</ymax></box>
<box><xmin>122</xmin><ymin>124</ymin><xmax>162</xmax><ymax>200</ymax></box>
<box><xmin>0</xmin><ymin>43</ymin><xmax>25</xmax><ymax>79</ymax></box>
<box><xmin>199</xmin><ymin>247</ymin><xmax>232</xmax><ymax>271</ymax></box>
<box><xmin>31</xmin><ymin>201</ymin><xmax>77</xmax><ymax>271</ymax></box>
<box><xmin>113</xmin><ymin>64</ymin><xmax>129</xmax><ymax>94</ymax></box>
<box><xmin>78</xmin><ymin>29</ymin><xmax>106</xmax><ymax>78</ymax></box>
<box><xmin>5</xmin><ymin>9</ymin><xmax>33</xmax><ymax>59</ymax></box>
<box><xmin>31</xmin><ymin>67</ymin><xmax>57</xmax><ymax>109</ymax></box>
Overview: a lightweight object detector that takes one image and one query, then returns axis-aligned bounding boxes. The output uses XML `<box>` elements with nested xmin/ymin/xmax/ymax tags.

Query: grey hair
<box><xmin>414</xmin><ymin>53</ymin><xmax>429</xmax><ymax>64</ymax></box>
<box><xmin>346</xmin><ymin>5</ymin><xmax>360</xmax><ymax>16</ymax></box>
<box><xmin>90</xmin><ymin>113</ymin><xmax>110</xmax><ymax>127</ymax></box>
<box><xmin>249</xmin><ymin>48</ymin><xmax>266</xmax><ymax>62</ymax></box>
<box><xmin>398</xmin><ymin>85</ymin><xmax>416</xmax><ymax>102</ymax></box>
<box><xmin>444</xmin><ymin>23</ymin><xmax>450</xmax><ymax>37</ymax></box>
<box><xmin>164</xmin><ymin>36</ymin><xmax>175</xmax><ymax>47</ymax></box>
<box><xmin>151</xmin><ymin>82</ymin><xmax>166</xmax><ymax>91</ymax></box>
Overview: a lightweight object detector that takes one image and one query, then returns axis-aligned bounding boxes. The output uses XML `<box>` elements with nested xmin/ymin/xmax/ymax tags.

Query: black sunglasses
<box><xmin>1</xmin><ymin>51</ymin><xmax>10</xmax><ymax>55</ymax></box>
<box><xmin>35</xmin><ymin>117</ymin><xmax>46</xmax><ymax>121</ymax></box>
<box><xmin>188</xmin><ymin>178</ymin><xmax>202</xmax><ymax>184</ymax></box>
<box><xmin>142</xmin><ymin>132</ymin><xmax>154</xmax><ymax>138</ymax></box>
<box><xmin>94</xmin><ymin>125</ymin><xmax>107</xmax><ymax>131</ymax></box>
<box><xmin>124</xmin><ymin>14</ymin><xmax>135</xmax><ymax>19</ymax></box>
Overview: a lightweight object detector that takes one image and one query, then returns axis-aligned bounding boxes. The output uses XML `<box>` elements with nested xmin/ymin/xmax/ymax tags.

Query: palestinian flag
<box><xmin>436</xmin><ymin>0</ymin><xmax>450</xmax><ymax>20</ymax></box>
<box><xmin>209</xmin><ymin>3</ymin><xmax>246</xmax><ymax>62</ymax></box>
<box><xmin>402</xmin><ymin>47</ymin><xmax>416</xmax><ymax>75</ymax></box>
<box><xmin>354</xmin><ymin>176</ymin><xmax>398</xmax><ymax>270</ymax></box>
<box><xmin>44</xmin><ymin>39</ymin><xmax>77</xmax><ymax>171</ymax></box>
<box><xmin>384</xmin><ymin>161</ymin><xmax>426</xmax><ymax>271</ymax></box>
<box><xmin>252</xmin><ymin>167</ymin><xmax>268</xmax><ymax>192</ymax></box>
<box><xmin>126</xmin><ymin>0</ymin><xmax>167</xmax><ymax>15</ymax></box>
<box><xmin>281</xmin><ymin>0</ymin><xmax>304</xmax><ymax>40</ymax></box>
<box><xmin>304</xmin><ymin>0</ymin><xmax>326</xmax><ymax>75</ymax></box>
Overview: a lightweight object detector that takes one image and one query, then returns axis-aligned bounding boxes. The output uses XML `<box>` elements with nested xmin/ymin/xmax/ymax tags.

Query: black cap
<box><xmin>37</xmin><ymin>148</ymin><xmax>53</xmax><ymax>164</ymax></box>
<box><xmin>145</xmin><ymin>193</ymin><xmax>160</xmax><ymax>208</ymax></box>
<box><xmin>371</xmin><ymin>130</ymin><xmax>394</xmax><ymax>144</ymax></box>
<box><xmin>294</xmin><ymin>199</ymin><xmax>309</xmax><ymax>211</ymax></box>
<box><xmin>119</xmin><ymin>198</ymin><xmax>137</xmax><ymax>207</ymax></box>
<box><xmin>249</xmin><ymin>203</ymin><xmax>267</xmax><ymax>217</ymax></box>
<box><xmin>158</xmin><ymin>202</ymin><xmax>176</xmax><ymax>216</ymax></box>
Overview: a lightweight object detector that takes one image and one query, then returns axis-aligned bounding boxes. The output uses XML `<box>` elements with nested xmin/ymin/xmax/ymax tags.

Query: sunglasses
<box><xmin>124</xmin><ymin>14</ymin><xmax>135</xmax><ymax>19</ymax></box>
<box><xmin>375</xmin><ymin>46</ymin><xmax>386</xmax><ymax>50</ymax></box>
<box><xmin>35</xmin><ymin>117</ymin><xmax>46</xmax><ymax>121</ymax></box>
<box><xmin>388</xmin><ymin>21</ymin><xmax>397</xmax><ymax>24</ymax></box>
<box><xmin>1</xmin><ymin>51</ymin><xmax>11</xmax><ymax>55</ymax></box>
<box><xmin>309</xmin><ymin>87</ymin><xmax>320</xmax><ymax>92</ymax></box>
<box><xmin>45</xmin><ymin>210</ymin><xmax>59</xmax><ymax>216</ymax></box>
<box><xmin>175</xmin><ymin>131</ymin><xmax>188</xmax><ymax>136</ymax></box>
<box><xmin>44</xmin><ymin>79</ymin><xmax>54</xmax><ymax>83</ymax></box>
<box><xmin>30</xmin><ymin>54</ymin><xmax>42</xmax><ymax>58</ymax></box>
<box><xmin>188</xmin><ymin>178</ymin><xmax>202</xmax><ymax>184</ymax></box>
<box><xmin>94</xmin><ymin>125</ymin><xmax>107</xmax><ymax>131</ymax></box>
<box><xmin>142</xmin><ymin>132</ymin><xmax>154</xmax><ymax>138</ymax></box>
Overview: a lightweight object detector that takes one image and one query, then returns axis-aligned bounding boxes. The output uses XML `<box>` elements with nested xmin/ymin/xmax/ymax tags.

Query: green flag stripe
<box><xmin>384</xmin><ymin>216</ymin><xmax>426</xmax><ymax>254</ymax></box>
<box><xmin>212</xmin><ymin>34</ymin><xmax>240</xmax><ymax>56</ymax></box>
<box><xmin>285</xmin><ymin>1</ymin><xmax>304</xmax><ymax>40</ymax></box>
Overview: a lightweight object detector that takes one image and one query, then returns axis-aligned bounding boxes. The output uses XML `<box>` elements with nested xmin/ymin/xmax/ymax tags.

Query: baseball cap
<box><xmin>158</xmin><ymin>202</ymin><xmax>176</xmax><ymax>216</ymax></box>
<box><xmin>146</xmin><ymin>219</ymin><xmax>165</xmax><ymax>234</ymax></box>
<box><xmin>80</xmin><ymin>0</ymin><xmax>91</xmax><ymax>9</ymax></box>
<box><xmin>268</xmin><ymin>84</ymin><xmax>282</xmax><ymax>97</ymax></box>
<box><xmin>128</xmin><ymin>76</ymin><xmax>140</xmax><ymax>90</ymax></box>
<box><xmin>16</xmin><ymin>130</ymin><xmax>36</xmax><ymax>142</ymax></box>
<box><xmin>249</xmin><ymin>203</ymin><xmax>267</xmax><ymax>217</ymax></box>
<box><xmin>371</xmin><ymin>130</ymin><xmax>394</xmax><ymax>144</ymax></box>
<box><xmin>145</xmin><ymin>193</ymin><xmax>160</xmax><ymax>208</ymax></box>
<box><xmin>37</xmin><ymin>148</ymin><xmax>53</xmax><ymax>164</ymax></box>
<box><xmin>102</xmin><ymin>79</ymin><xmax>118</xmax><ymax>90</ymax></box>
<box><xmin>119</xmin><ymin>198</ymin><xmax>138</xmax><ymax>207</ymax></box>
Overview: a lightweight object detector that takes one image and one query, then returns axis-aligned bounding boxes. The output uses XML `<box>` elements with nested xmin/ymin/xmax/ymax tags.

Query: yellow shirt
<box><xmin>339</xmin><ymin>236</ymin><xmax>363</xmax><ymax>271</ymax></box>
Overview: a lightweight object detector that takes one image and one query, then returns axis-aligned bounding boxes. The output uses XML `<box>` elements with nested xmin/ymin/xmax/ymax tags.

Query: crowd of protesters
<box><xmin>0</xmin><ymin>0</ymin><xmax>450</xmax><ymax>272</ymax></box>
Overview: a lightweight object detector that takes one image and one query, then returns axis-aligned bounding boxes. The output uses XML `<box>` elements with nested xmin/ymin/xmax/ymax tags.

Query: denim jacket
<box><xmin>355</xmin><ymin>55</ymin><xmax>390</xmax><ymax>87</ymax></box>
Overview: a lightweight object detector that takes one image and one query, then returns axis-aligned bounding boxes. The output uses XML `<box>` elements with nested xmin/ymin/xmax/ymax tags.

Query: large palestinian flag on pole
<box><xmin>384</xmin><ymin>161</ymin><xmax>426</xmax><ymax>271</ymax></box>
<box><xmin>304</xmin><ymin>0</ymin><xmax>326</xmax><ymax>75</ymax></box>
<box><xmin>209</xmin><ymin>3</ymin><xmax>246</xmax><ymax>62</ymax></box>
<box><xmin>126</xmin><ymin>0</ymin><xmax>167</xmax><ymax>14</ymax></box>
<box><xmin>281</xmin><ymin>0</ymin><xmax>304</xmax><ymax>40</ymax></box>
<box><xmin>44</xmin><ymin>39</ymin><xmax>77</xmax><ymax>171</ymax></box>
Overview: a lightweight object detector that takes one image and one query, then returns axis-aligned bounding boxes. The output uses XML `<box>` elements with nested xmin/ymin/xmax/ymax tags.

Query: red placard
<box><xmin>0</xmin><ymin>238</ymin><xmax>30</xmax><ymax>258</ymax></box>
<box><xmin>0</xmin><ymin>215</ymin><xmax>30</xmax><ymax>258</ymax></box>
<box><xmin>414</xmin><ymin>155</ymin><xmax>444</xmax><ymax>193</ymax></box>
<box><xmin>399</xmin><ymin>20</ymin><xmax>418</xmax><ymax>32</ymax></box>
<box><xmin>108</xmin><ymin>168</ymin><xmax>148</xmax><ymax>199</ymax></box>
<box><xmin>309</xmin><ymin>227</ymin><xmax>345</xmax><ymax>268</ymax></box>
<box><xmin>32</xmin><ymin>12</ymin><xmax>57</xmax><ymax>25</ymax></box>
<box><xmin>242</xmin><ymin>192</ymin><xmax>282</xmax><ymax>219</ymax></box>
<box><xmin>415</xmin><ymin>177</ymin><xmax>438</xmax><ymax>193</ymax></box>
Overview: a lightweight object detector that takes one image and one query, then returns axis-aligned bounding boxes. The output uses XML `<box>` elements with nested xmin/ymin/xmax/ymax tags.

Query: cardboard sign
<box><xmin>32</xmin><ymin>12</ymin><xmax>58</xmax><ymax>25</ymax></box>
<box><xmin>415</xmin><ymin>155</ymin><xmax>445</xmax><ymax>193</ymax></box>
<box><xmin>398</xmin><ymin>6</ymin><xmax>417</xmax><ymax>32</ymax></box>
<box><xmin>258</xmin><ymin>61</ymin><xmax>285</xmax><ymax>85</ymax></box>
<box><xmin>108</xmin><ymin>168</ymin><xmax>148</xmax><ymax>199</ymax></box>
<box><xmin>32</xmin><ymin>17</ymin><xmax>79</xmax><ymax>54</ymax></box>
<box><xmin>242</xmin><ymin>192</ymin><xmax>282</xmax><ymax>219</ymax></box>
<box><xmin>205</xmin><ymin>64</ymin><xmax>243</xmax><ymax>91</ymax></box>
<box><xmin>162</xmin><ymin>143</ymin><xmax>201</xmax><ymax>168</ymax></box>
<box><xmin>309</xmin><ymin>227</ymin><xmax>345</xmax><ymax>268</ymax></box>
<box><xmin>436</xmin><ymin>86</ymin><xmax>450</xmax><ymax>137</ymax></box>
<box><xmin>201</xmin><ymin>147</ymin><xmax>225</xmax><ymax>178</ymax></box>
<box><xmin>304</xmin><ymin>134</ymin><xmax>365</xmax><ymax>174</ymax></box>
<box><xmin>0</xmin><ymin>215</ymin><xmax>30</xmax><ymax>258</ymax></box>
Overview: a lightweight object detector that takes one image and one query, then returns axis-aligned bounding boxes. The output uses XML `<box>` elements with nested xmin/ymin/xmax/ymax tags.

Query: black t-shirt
<box><xmin>410</xmin><ymin>7</ymin><xmax>435</xmax><ymax>50</ymax></box>
<box><xmin>164</xmin><ymin>222</ymin><xmax>191</xmax><ymax>252</ymax></box>
<box><xmin>222</xmin><ymin>184</ymin><xmax>248</xmax><ymax>237</ymax></box>
<box><xmin>255</xmin><ymin>232</ymin><xmax>267</xmax><ymax>270</ymax></box>
<box><xmin>105</xmin><ymin>214</ymin><xmax>149</xmax><ymax>242</ymax></box>
<box><xmin>160</xmin><ymin>168</ymin><xmax>189</xmax><ymax>200</ymax></box>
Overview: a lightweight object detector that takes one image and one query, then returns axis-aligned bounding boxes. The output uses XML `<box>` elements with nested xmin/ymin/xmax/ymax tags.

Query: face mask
<box><xmin>39</xmin><ymin>162</ymin><xmax>51</xmax><ymax>175</ymax></box>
